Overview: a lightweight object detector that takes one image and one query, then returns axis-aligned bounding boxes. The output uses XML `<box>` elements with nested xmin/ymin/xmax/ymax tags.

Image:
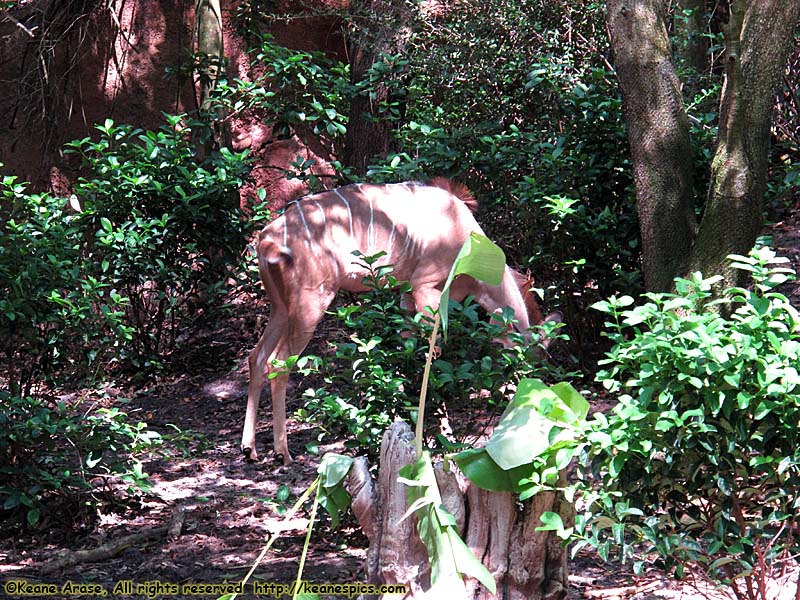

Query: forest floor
<box><xmin>2</xmin><ymin>195</ymin><xmax>800</xmax><ymax>600</ymax></box>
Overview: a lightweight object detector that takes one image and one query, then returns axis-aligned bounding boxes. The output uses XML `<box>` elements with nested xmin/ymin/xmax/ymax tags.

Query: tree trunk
<box><xmin>195</xmin><ymin>0</ymin><xmax>223</xmax><ymax>112</ymax></box>
<box><xmin>346</xmin><ymin>421</ymin><xmax>570</xmax><ymax>600</ymax></box>
<box><xmin>606</xmin><ymin>0</ymin><xmax>697</xmax><ymax>292</ymax></box>
<box><xmin>194</xmin><ymin>0</ymin><xmax>231</xmax><ymax>151</ymax></box>
<box><xmin>343</xmin><ymin>0</ymin><xmax>408</xmax><ymax>176</ymax></box>
<box><xmin>686</xmin><ymin>0</ymin><xmax>800</xmax><ymax>286</ymax></box>
<box><xmin>608</xmin><ymin>0</ymin><xmax>800</xmax><ymax>292</ymax></box>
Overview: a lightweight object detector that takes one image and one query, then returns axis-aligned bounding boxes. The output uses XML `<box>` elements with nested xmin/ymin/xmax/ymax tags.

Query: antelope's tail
<box><xmin>430</xmin><ymin>177</ymin><xmax>478</xmax><ymax>213</ymax></box>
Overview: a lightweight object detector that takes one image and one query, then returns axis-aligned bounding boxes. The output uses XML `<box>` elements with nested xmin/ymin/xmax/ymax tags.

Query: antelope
<box><xmin>242</xmin><ymin>179</ymin><xmax>559</xmax><ymax>463</ymax></box>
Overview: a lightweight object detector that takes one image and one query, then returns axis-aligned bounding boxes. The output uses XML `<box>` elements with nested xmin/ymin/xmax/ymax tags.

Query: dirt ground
<box><xmin>2</xmin><ymin>196</ymin><xmax>800</xmax><ymax>600</ymax></box>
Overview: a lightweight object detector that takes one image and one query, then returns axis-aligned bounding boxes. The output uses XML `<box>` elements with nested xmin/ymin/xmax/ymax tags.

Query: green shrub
<box><xmin>296</xmin><ymin>254</ymin><xmax>568</xmax><ymax>454</ymax></box>
<box><xmin>0</xmin><ymin>176</ymin><xmax>130</xmax><ymax>393</ymax></box>
<box><xmin>0</xmin><ymin>392</ymin><xmax>161</xmax><ymax>526</ymax></box>
<box><xmin>65</xmin><ymin>116</ymin><xmax>251</xmax><ymax>364</ymax></box>
<box><xmin>576</xmin><ymin>248</ymin><xmax>800</xmax><ymax>592</ymax></box>
<box><xmin>2</xmin><ymin>116</ymin><xmax>251</xmax><ymax>378</ymax></box>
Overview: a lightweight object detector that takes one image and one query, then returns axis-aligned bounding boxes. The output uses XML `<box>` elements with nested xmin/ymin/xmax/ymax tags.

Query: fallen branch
<box><xmin>38</xmin><ymin>526</ymin><xmax>168</xmax><ymax>575</ymax></box>
<box><xmin>582</xmin><ymin>580</ymin><xmax>660</xmax><ymax>599</ymax></box>
<box><xmin>38</xmin><ymin>505</ymin><xmax>187</xmax><ymax>574</ymax></box>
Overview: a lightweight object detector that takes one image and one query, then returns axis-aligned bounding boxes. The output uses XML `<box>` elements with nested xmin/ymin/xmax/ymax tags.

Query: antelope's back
<box><xmin>258</xmin><ymin>182</ymin><xmax>482</xmax><ymax>286</ymax></box>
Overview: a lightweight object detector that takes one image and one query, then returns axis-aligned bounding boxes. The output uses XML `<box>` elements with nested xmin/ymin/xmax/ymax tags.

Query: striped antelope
<box><xmin>242</xmin><ymin>179</ymin><xmax>559</xmax><ymax>463</ymax></box>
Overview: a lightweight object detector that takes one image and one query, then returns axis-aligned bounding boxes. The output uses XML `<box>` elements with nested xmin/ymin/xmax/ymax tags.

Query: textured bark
<box><xmin>195</xmin><ymin>0</ymin><xmax>223</xmax><ymax>112</ymax></box>
<box><xmin>686</xmin><ymin>0</ymin><xmax>800</xmax><ymax>287</ymax></box>
<box><xmin>194</xmin><ymin>0</ymin><xmax>232</xmax><ymax>152</ymax></box>
<box><xmin>606</xmin><ymin>0</ymin><xmax>697</xmax><ymax>292</ymax></box>
<box><xmin>346</xmin><ymin>421</ymin><xmax>570</xmax><ymax>600</ymax></box>
<box><xmin>608</xmin><ymin>0</ymin><xmax>800</xmax><ymax>292</ymax></box>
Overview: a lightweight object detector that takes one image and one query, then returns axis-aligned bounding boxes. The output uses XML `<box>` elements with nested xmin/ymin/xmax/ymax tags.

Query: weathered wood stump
<box><xmin>346</xmin><ymin>421</ymin><xmax>570</xmax><ymax>600</ymax></box>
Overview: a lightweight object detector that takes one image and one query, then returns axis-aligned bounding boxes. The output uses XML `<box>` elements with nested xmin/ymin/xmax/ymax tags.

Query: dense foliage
<box><xmin>295</xmin><ymin>254</ymin><xmax>568</xmax><ymax>455</ymax></box>
<box><xmin>0</xmin><ymin>392</ymin><xmax>161</xmax><ymax>526</ymax></box>
<box><xmin>65</xmin><ymin>116</ymin><xmax>251</xmax><ymax>365</ymax></box>
<box><xmin>573</xmin><ymin>249</ymin><xmax>800</xmax><ymax>595</ymax></box>
<box><xmin>0</xmin><ymin>116</ymin><xmax>251</xmax><ymax>524</ymax></box>
<box><xmin>220</xmin><ymin>2</ymin><xmax>641</xmax><ymax>362</ymax></box>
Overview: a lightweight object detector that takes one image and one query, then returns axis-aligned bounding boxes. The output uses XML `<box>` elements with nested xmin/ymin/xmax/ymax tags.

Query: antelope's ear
<box><xmin>543</xmin><ymin>312</ymin><xmax>562</xmax><ymax>325</ymax></box>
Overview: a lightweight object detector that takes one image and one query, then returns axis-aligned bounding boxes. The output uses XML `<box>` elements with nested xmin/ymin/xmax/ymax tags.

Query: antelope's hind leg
<box><xmin>242</xmin><ymin>307</ymin><xmax>288</xmax><ymax>461</ymax></box>
<box><xmin>269</xmin><ymin>294</ymin><xmax>334</xmax><ymax>464</ymax></box>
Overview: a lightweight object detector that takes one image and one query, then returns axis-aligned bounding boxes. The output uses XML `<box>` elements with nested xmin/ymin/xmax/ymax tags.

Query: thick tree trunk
<box><xmin>606</xmin><ymin>0</ymin><xmax>697</xmax><ymax>292</ymax></box>
<box><xmin>346</xmin><ymin>421</ymin><xmax>570</xmax><ymax>600</ymax></box>
<box><xmin>343</xmin><ymin>0</ymin><xmax>407</xmax><ymax>176</ymax></box>
<box><xmin>608</xmin><ymin>0</ymin><xmax>800</xmax><ymax>292</ymax></box>
<box><xmin>686</xmin><ymin>0</ymin><xmax>800</xmax><ymax>286</ymax></box>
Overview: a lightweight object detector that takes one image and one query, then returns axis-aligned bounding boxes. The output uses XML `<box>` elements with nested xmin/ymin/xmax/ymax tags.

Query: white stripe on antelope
<box><xmin>242</xmin><ymin>178</ymin><xmax>559</xmax><ymax>463</ymax></box>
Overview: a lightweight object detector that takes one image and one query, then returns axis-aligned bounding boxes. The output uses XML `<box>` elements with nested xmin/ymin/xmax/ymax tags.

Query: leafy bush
<box><xmin>65</xmin><ymin>116</ymin><xmax>251</xmax><ymax>364</ymax></box>
<box><xmin>2</xmin><ymin>117</ymin><xmax>251</xmax><ymax>381</ymax></box>
<box><xmin>575</xmin><ymin>248</ymin><xmax>800</xmax><ymax>594</ymax></box>
<box><xmin>296</xmin><ymin>254</ymin><xmax>567</xmax><ymax>453</ymax></box>
<box><xmin>214</xmin><ymin>34</ymin><xmax>352</xmax><ymax>180</ymax></box>
<box><xmin>0</xmin><ymin>176</ymin><xmax>130</xmax><ymax>393</ymax></box>
<box><xmin>0</xmin><ymin>392</ymin><xmax>161</xmax><ymax>526</ymax></box>
<box><xmin>1</xmin><ymin>116</ymin><xmax>251</xmax><ymax>525</ymax></box>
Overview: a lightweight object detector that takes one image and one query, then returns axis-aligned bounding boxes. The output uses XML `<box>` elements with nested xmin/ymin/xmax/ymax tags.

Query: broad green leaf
<box><xmin>485</xmin><ymin>379</ymin><xmax>559</xmax><ymax>469</ymax></box>
<box><xmin>452</xmin><ymin>448</ymin><xmax>516</xmax><ymax>492</ymax></box>
<box><xmin>316</xmin><ymin>454</ymin><xmax>354</xmax><ymax>528</ymax></box>
<box><xmin>439</xmin><ymin>233</ymin><xmax>506</xmax><ymax>335</ymax></box>
<box><xmin>318</xmin><ymin>453</ymin><xmax>354</xmax><ymax>488</ymax></box>
<box><xmin>549</xmin><ymin>381</ymin><xmax>590</xmax><ymax>423</ymax></box>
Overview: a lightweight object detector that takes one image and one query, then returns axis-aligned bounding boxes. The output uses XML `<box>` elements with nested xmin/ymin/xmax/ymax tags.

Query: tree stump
<box><xmin>346</xmin><ymin>421</ymin><xmax>570</xmax><ymax>600</ymax></box>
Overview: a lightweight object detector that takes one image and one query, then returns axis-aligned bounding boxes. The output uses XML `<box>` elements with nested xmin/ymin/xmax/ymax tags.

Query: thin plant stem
<box><xmin>415</xmin><ymin>310</ymin><xmax>441</xmax><ymax>457</ymax></box>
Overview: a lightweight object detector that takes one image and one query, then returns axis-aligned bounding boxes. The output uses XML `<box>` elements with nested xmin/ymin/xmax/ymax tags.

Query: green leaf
<box><xmin>536</xmin><ymin>511</ymin><xmax>572</xmax><ymax>539</ymax></box>
<box><xmin>453</xmin><ymin>448</ymin><xmax>516</xmax><ymax>492</ymax></box>
<box><xmin>400</xmin><ymin>452</ymin><xmax>496</xmax><ymax>594</ymax></box>
<box><xmin>485</xmin><ymin>379</ymin><xmax>565</xmax><ymax>470</ymax></box>
<box><xmin>27</xmin><ymin>506</ymin><xmax>40</xmax><ymax>526</ymax></box>
<box><xmin>439</xmin><ymin>233</ymin><xmax>506</xmax><ymax>335</ymax></box>
<box><xmin>318</xmin><ymin>453</ymin><xmax>354</xmax><ymax>488</ymax></box>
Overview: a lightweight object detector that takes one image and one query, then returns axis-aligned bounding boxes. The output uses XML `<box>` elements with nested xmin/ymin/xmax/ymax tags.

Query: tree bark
<box><xmin>346</xmin><ymin>421</ymin><xmax>570</xmax><ymax>600</ymax></box>
<box><xmin>194</xmin><ymin>0</ymin><xmax>232</xmax><ymax>152</ymax></box>
<box><xmin>195</xmin><ymin>0</ymin><xmax>223</xmax><ymax>113</ymax></box>
<box><xmin>343</xmin><ymin>0</ymin><xmax>408</xmax><ymax>176</ymax></box>
<box><xmin>608</xmin><ymin>0</ymin><xmax>800</xmax><ymax>292</ymax></box>
<box><xmin>686</xmin><ymin>0</ymin><xmax>800</xmax><ymax>286</ymax></box>
<box><xmin>606</xmin><ymin>0</ymin><xmax>697</xmax><ymax>292</ymax></box>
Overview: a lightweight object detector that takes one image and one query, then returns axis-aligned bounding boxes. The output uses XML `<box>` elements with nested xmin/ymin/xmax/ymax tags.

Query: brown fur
<box><xmin>428</xmin><ymin>178</ymin><xmax>546</xmax><ymax>326</ymax></box>
<box><xmin>511</xmin><ymin>270</ymin><xmax>545</xmax><ymax>326</ymax></box>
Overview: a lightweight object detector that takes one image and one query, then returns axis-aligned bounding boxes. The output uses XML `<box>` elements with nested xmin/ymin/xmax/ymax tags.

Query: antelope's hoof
<box><xmin>275</xmin><ymin>452</ymin><xmax>294</xmax><ymax>466</ymax></box>
<box><xmin>242</xmin><ymin>446</ymin><xmax>258</xmax><ymax>462</ymax></box>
